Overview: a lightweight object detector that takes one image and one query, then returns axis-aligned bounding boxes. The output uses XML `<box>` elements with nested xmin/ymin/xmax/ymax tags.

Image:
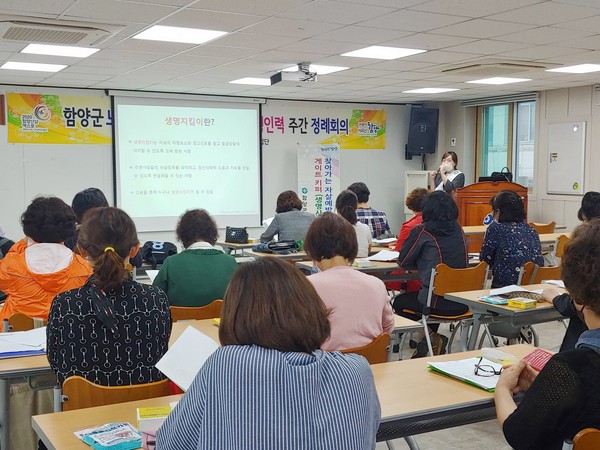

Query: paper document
<box><xmin>0</xmin><ymin>327</ymin><xmax>47</xmax><ymax>358</ymax></box>
<box><xmin>156</xmin><ymin>326</ymin><xmax>219</xmax><ymax>391</ymax></box>
<box><xmin>543</xmin><ymin>279</ymin><xmax>565</xmax><ymax>288</ymax></box>
<box><xmin>146</xmin><ymin>270</ymin><xmax>159</xmax><ymax>283</ymax></box>
<box><xmin>428</xmin><ymin>357</ymin><xmax>503</xmax><ymax>392</ymax></box>
<box><xmin>373</xmin><ymin>237</ymin><xmax>397</xmax><ymax>245</ymax></box>
<box><xmin>367</xmin><ymin>250</ymin><xmax>399</xmax><ymax>262</ymax></box>
<box><xmin>489</xmin><ymin>285</ymin><xmax>530</xmax><ymax>295</ymax></box>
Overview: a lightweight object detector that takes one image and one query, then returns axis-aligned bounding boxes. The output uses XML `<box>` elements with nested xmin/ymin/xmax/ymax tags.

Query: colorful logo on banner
<box><xmin>262</xmin><ymin>109</ymin><xmax>386</xmax><ymax>150</ymax></box>
<box><xmin>298</xmin><ymin>144</ymin><xmax>340</xmax><ymax>215</ymax></box>
<box><xmin>7</xmin><ymin>93</ymin><xmax>112</xmax><ymax>144</ymax></box>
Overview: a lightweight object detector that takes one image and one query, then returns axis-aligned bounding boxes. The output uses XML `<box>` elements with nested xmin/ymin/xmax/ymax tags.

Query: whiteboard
<box><xmin>547</xmin><ymin>122</ymin><xmax>585</xmax><ymax>195</ymax></box>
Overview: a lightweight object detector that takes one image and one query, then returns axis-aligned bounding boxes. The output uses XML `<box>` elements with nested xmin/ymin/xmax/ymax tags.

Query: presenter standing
<box><xmin>429</xmin><ymin>151</ymin><xmax>465</xmax><ymax>194</ymax></box>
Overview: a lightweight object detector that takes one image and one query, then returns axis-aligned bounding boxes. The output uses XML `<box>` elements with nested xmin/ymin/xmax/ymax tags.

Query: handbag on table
<box><xmin>225</xmin><ymin>227</ymin><xmax>249</xmax><ymax>244</ymax></box>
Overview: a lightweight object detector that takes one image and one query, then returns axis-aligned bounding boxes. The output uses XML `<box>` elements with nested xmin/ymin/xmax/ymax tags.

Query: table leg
<box><xmin>467</xmin><ymin>316</ymin><xmax>483</xmax><ymax>351</ymax></box>
<box><xmin>0</xmin><ymin>378</ymin><xmax>10</xmax><ymax>450</ymax></box>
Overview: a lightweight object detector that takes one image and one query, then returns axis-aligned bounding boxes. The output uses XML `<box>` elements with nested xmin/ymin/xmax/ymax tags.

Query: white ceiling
<box><xmin>2</xmin><ymin>0</ymin><xmax>600</xmax><ymax>103</ymax></box>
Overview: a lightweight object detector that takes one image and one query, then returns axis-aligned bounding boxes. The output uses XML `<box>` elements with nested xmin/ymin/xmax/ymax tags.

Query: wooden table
<box><xmin>445</xmin><ymin>284</ymin><xmax>564</xmax><ymax>351</ymax></box>
<box><xmin>0</xmin><ymin>353</ymin><xmax>54</xmax><ymax>450</ymax></box>
<box><xmin>242</xmin><ymin>249</ymin><xmax>310</xmax><ymax>262</ymax></box>
<box><xmin>295</xmin><ymin>260</ymin><xmax>419</xmax><ymax>283</ymax></box>
<box><xmin>32</xmin><ymin>344</ymin><xmax>537</xmax><ymax>448</ymax></box>
<box><xmin>215</xmin><ymin>241</ymin><xmax>257</xmax><ymax>255</ymax></box>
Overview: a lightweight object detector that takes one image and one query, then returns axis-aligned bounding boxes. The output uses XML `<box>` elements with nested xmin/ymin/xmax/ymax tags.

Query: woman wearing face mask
<box><xmin>429</xmin><ymin>151</ymin><xmax>465</xmax><ymax>193</ymax></box>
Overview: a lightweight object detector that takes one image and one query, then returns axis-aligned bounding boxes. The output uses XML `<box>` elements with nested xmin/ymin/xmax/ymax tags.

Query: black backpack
<box><xmin>0</xmin><ymin>238</ymin><xmax>14</xmax><ymax>260</ymax></box>
<box><xmin>141</xmin><ymin>241</ymin><xmax>177</xmax><ymax>270</ymax></box>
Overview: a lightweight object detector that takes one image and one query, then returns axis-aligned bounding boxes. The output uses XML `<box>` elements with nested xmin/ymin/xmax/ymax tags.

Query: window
<box><xmin>476</xmin><ymin>100</ymin><xmax>536</xmax><ymax>191</ymax></box>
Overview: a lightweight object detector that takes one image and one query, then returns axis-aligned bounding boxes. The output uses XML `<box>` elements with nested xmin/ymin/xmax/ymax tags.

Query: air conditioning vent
<box><xmin>0</xmin><ymin>17</ymin><xmax>124</xmax><ymax>46</ymax></box>
<box><xmin>2</xmin><ymin>25</ymin><xmax>88</xmax><ymax>45</ymax></box>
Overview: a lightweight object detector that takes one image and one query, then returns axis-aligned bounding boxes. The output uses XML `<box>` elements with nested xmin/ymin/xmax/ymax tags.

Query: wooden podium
<box><xmin>455</xmin><ymin>181</ymin><xmax>528</xmax><ymax>252</ymax></box>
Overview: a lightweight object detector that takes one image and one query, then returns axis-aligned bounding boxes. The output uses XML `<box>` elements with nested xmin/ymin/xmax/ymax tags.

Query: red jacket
<box><xmin>386</xmin><ymin>213</ymin><xmax>423</xmax><ymax>292</ymax></box>
<box><xmin>0</xmin><ymin>240</ymin><xmax>92</xmax><ymax>320</ymax></box>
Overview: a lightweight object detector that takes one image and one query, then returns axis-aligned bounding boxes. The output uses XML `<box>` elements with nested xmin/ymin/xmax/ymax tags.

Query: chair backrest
<box><xmin>519</xmin><ymin>262</ymin><xmax>561</xmax><ymax>285</ymax></box>
<box><xmin>340</xmin><ymin>333</ymin><xmax>390</xmax><ymax>364</ymax></box>
<box><xmin>61</xmin><ymin>376</ymin><xmax>172</xmax><ymax>411</ymax></box>
<box><xmin>528</xmin><ymin>221</ymin><xmax>556</xmax><ymax>234</ymax></box>
<box><xmin>170</xmin><ymin>299</ymin><xmax>223</xmax><ymax>322</ymax></box>
<box><xmin>5</xmin><ymin>313</ymin><xmax>42</xmax><ymax>332</ymax></box>
<box><xmin>573</xmin><ymin>428</ymin><xmax>600</xmax><ymax>450</ymax></box>
<box><xmin>429</xmin><ymin>262</ymin><xmax>488</xmax><ymax>300</ymax></box>
<box><xmin>555</xmin><ymin>234</ymin><xmax>570</xmax><ymax>259</ymax></box>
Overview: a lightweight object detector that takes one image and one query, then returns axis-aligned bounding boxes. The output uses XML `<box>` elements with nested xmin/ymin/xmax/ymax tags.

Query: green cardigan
<box><xmin>153</xmin><ymin>249</ymin><xmax>237</xmax><ymax>307</ymax></box>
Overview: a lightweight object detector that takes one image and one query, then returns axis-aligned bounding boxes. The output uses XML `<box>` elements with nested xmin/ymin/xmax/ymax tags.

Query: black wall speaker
<box><xmin>406</xmin><ymin>107</ymin><xmax>439</xmax><ymax>155</ymax></box>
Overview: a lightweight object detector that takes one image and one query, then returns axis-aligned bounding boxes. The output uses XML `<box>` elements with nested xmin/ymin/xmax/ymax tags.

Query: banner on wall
<box><xmin>263</xmin><ymin>109</ymin><xmax>386</xmax><ymax>150</ymax></box>
<box><xmin>7</xmin><ymin>93</ymin><xmax>112</xmax><ymax>144</ymax></box>
<box><xmin>298</xmin><ymin>144</ymin><xmax>340</xmax><ymax>215</ymax></box>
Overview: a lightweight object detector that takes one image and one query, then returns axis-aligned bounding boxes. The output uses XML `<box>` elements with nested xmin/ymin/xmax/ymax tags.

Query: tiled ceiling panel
<box><xmin>0</xmin><ymin>0</ymin><xmax>599</xmax><ymax>103</ymax></box>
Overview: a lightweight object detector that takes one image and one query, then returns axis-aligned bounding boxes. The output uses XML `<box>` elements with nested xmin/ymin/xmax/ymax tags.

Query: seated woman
<box><xmin>543</xmin><ymin>191</ymin><xmax>600</xmax><ymax>351</ymax></box>
<box><xmin>153</xmin><ymin>209</ymin><xmax>237</xmax><ymax>307</ymax></box>
<box><xmin>304</xmin><ymin>212</ymin><xmax>393</xmax><ymax>351</ymax></box>
<box><xmin>156</xmin><ymin>257</ymin><xmax>380</xmax><ymax>450</ymax></box>
<box><xmin>260</xmin><ymin>190</ymin><xmax>315</xmax><ymax>243</ymax></box>
<box><xmin>495</xmin><ymin>218</ymin><xmax>600</xmax><ymax>450</ymax></box>
<box><xmin>392</xmin><ymin>191</ymin><xmax>469</xmax><ymax>357</ymax></box>
<box><xmin>335</xmin><ymin>190</ymin><xmax>371</xmax><ymax>258</ymax></box>
<box><xmin>47</xmin><ymin>207</ymin><xmax>171</xmax><ymax>385</ymax></box>
<box><xmin>480</xmin><ymin>190</ymin><xmax>543</xmax><ymax>288</ymax></box>
<box><xmin>429</xmin><ymin>151</ymin><xmax>465</xmax><ymax>193</ymax></box>
<box><xmin>0</xmin><ymin>196</ymin><xmax>92</xmax><ymax>321</ymax></box>
<box><xmin>65</xmin><ymin>187</ymin><xmax>109</xmax><ymax>251</ymax></box>
<box><xmin>386</xmin><ymin>188</ymin><xmax>429</xmax><ymax>293</ymax></box>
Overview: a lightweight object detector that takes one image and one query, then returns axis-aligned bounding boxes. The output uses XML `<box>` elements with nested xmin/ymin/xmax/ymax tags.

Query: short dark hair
<box><xmin>276</xmin><ymin>190</ymin><xmax>302</xmax><ymax>213</ymax></box>
<box><xmin>176</xmin><ymin>209</ymin><xmax>218</xmax><ymax>248</ymax></box>
<box><xmin>335</xmin><ymin>190</ymin><xmax>358</xmax><ymax>225</ymax></box>
<box><xmin>578</xmin><ymin>191</ymin><xmax>600</xmax><ymax>221</ymax></box>
<box><xmin>78</xmin><ymin>207</ymin><xmax>139</xmax><ymax>292</ymax></box>
<box><xmin>303</xmin><ymin>212</ymin><xmax>358</xmax><ymax>262</ymax></box>
<box><xmin>406</xmin><ymin>188</ymin><xmax>429</xmax><ymax>213</ymax></box>
<box><xmin>442</xmin><ymin>151</ymin><xmax>458</xmax><ymax>169</ymax></box>
<box><xmin>491</xmin><ymin>190</ymin><xmax>526</xmax><ymax>223</ymax></box>
<box><xmin>219</xmin><ymin>257</ymin><xmax>331</xmax><ymax>352</ymax></box>
<box><xmin>71</xmin><ymin>188</ymin><xmax>109</xmax><ymax>223</ymax></box>
<box><xmin>21</xmin><ymin>196</ymin><xmax>76</xmax><ymax>243</ymax></box>
<box><xmin>562</xmin><ymin>218</ymin><xmax>600</xmax><ymax>315</ymax></box>
<box><xmin>347</xmin><ymin>182</ymin><xmax>370</xmax><ymax>203</ymax></box>
<box><xmin>421</xmin><ymin>191</ymin><xmax>458</xmax><ymax>222</ymax></box>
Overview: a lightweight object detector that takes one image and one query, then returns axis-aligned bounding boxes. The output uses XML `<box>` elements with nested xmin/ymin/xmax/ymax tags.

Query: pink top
<box><xmin>309</xmin><ymin>266</ymin><xmax>394</xmax><ymax>351</ymax></box>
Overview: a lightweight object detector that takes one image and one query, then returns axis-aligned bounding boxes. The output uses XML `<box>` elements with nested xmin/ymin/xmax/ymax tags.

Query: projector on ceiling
<box><xmin>270</xmin><ymin>68</ymin><xmax>317</xmax><ymax>87</ymax></box>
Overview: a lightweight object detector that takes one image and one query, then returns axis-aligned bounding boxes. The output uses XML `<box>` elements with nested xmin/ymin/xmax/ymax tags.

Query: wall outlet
<box><xmin>451</xmin><ymin>138</ymin><xmax>456</xmax><ymax>147</ymax></box>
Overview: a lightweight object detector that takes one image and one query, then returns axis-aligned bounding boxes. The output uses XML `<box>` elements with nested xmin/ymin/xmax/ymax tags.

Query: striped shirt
<box><xmin>156</xmin><ymin>345</ymin><xmax>380</xmax><ymax>450</ymax></box>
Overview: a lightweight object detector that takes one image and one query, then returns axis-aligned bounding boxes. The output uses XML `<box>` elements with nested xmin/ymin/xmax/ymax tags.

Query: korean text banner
<box><xmin>263</xmin><ymin>109</ymin><xmax>386</xmax><ymax>150</ymax></box>
<box><xmin>298</xmin><ymin>144</ymin><xmax>341</xmax><ymax>215</ymax></box>
<box><xmin>7</xmin><ymin>93</ymin><xmax>112</xmax><ymax>144</ymax></box>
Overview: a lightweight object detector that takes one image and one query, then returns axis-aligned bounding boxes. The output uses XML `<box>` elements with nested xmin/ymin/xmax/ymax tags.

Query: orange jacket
<box><xmin>0</xmin><ymin>240</ymin><xmax>92</xmax><ymax>321</ymax></box>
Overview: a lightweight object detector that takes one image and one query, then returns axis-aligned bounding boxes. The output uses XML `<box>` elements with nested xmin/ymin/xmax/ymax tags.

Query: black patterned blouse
<box><xmin>47</xmin><ymin>278</ymin><xmax>171</xmax><ymax>386</ymax></box>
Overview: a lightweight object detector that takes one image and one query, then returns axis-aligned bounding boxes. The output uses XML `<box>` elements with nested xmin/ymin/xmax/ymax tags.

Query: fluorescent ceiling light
<box><xmin>341</xmin><ymin>46</ymin><xmax>426</xmax><ymax>60</ymax></box>
<box><xmin>403</xmin><ymin>88</ymin><xmax>460</xmax><ymax>94</ymax></box>
<box><xmin>466</xmin><ymin>77</ymin><xmax>531</xmax><ymax>85</ymax></box>
<box><xmin>282</xmin><ymin>64</ymin><xmax>349</xmax><ymax>74</ymax></box>
<box><xmin>1</xmin><ymin>61</ymin><xmax>67</xmax><ymax>72</ymax></box>
<box><xmin>21</xmin><ymin>44</ymin><xmax>99</xmax><ymax>58</ymax></box>
<box><xmin>546</xmin><ymin>64</ymin><xmax>600</xmax><ymax>74</ymax></box>
<box><xmin>133</xmin><ymin>25</ymin><xmax>227</xmax><ymax>44</ymax></box>
<box><xmin>230</xmin><ymin>77</ymin><xmax>271</xmax><ymax>86</ymax></box>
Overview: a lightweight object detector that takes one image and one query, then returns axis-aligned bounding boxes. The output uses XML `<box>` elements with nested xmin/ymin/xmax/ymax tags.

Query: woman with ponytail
<box><xmin>46</xmin><ymin>207</ymin><xmax>171</xmax><ymax>385</ymax></box>
<box><xmin>336</xmin><ymin>190</ymin><xmax>371</xmax><ymax>258</ymax></box>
